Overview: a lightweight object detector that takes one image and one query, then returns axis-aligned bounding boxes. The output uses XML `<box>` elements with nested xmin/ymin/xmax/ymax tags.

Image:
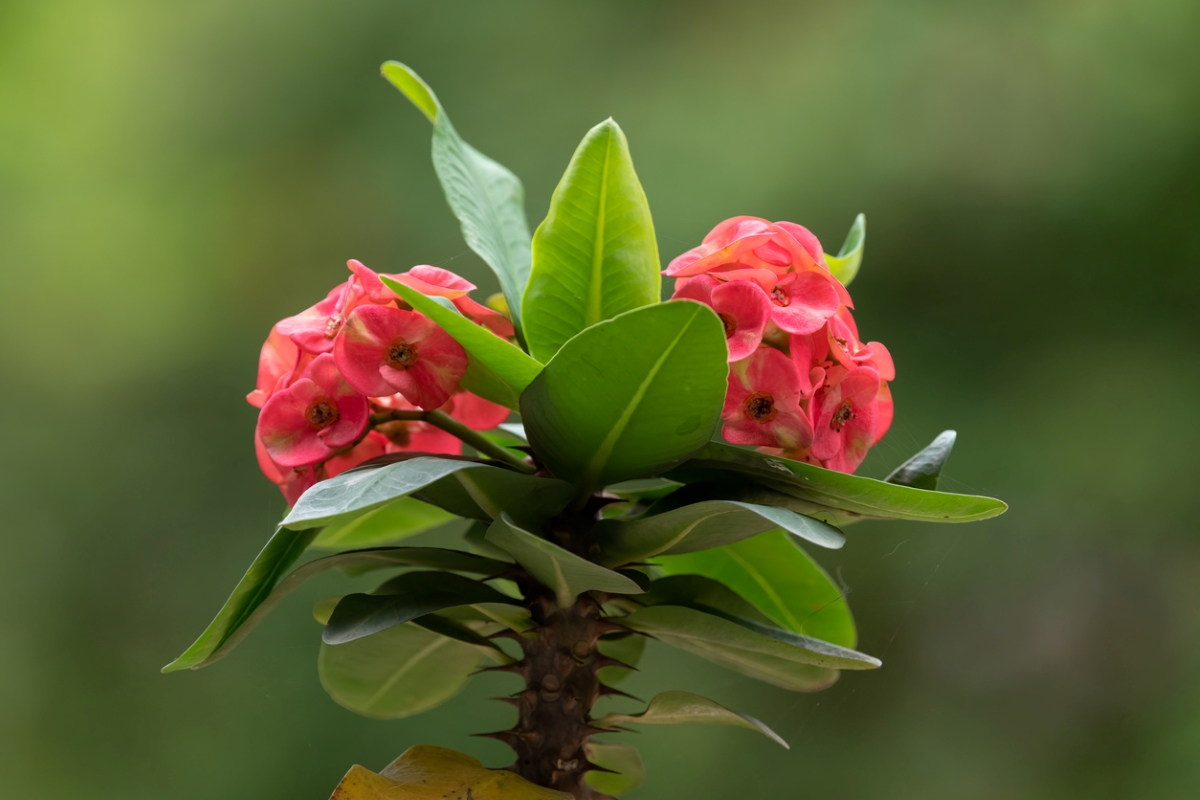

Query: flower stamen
<box><xmin>387</xmin><ymin>339</ymin><xmax>418</xmax><ymax>370</ymax></box>
<box><xmin>743</xmin><ymin>391</ymin><xmax>777</xmax><ymax>422</ymax></box>
<box><xmin>306</xmin><ymin>400</ymin><xmax>339</xmax><ymax>429</ymax></box>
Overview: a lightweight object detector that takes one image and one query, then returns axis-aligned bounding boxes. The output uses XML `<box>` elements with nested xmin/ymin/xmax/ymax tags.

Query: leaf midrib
<box><xmin>585</xmin><ymin>127</ymin><xmax>613</xmax><ymax>328</ymax></box>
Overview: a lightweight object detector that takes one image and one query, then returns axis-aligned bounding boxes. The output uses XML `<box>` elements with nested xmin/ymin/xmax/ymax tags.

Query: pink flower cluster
<box><xmin>667</xmin><ymin>216</ymin><xmax>894</xmax><ymax>473</ymax></box>
<box><xmin>249</xmin><ymin>260</ymin><xmax>511</xmax><ymax>503</ymax></box>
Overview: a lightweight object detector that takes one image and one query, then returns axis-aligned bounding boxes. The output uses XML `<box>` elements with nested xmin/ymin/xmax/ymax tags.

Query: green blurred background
<box><xmin>2</xmin><ymin>1</ymin><xmax>1198</xmax><ymax>797</ymax></box>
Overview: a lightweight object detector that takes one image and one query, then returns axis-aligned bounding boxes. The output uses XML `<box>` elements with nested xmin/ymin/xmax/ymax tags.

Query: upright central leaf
<box><xmin>522</xmin><ymin>119</ymin><xmax>660</xmax><ymax>362</ymax></box>
<box><xmin>520</xmin><ymin>301</ymin><xmax>727</xmax><ymax>494</ymax></box>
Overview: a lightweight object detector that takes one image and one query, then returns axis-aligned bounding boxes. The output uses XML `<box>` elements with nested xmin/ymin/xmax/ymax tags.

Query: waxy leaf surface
<box><xmin>621</xmin><ymin>604</ymin><xmax>877</xmax><ymax>691</ymax></box>
<box><xmin>656</xmin><ymin>531</ymin><xmax>857</xmax><ymax>647</ymax></box>
<box><xmin>593</xmin><ymin>690</ymin><xmax>788</xmax><ymax>749</ymax></box>
<box><xmin>281</xmin><ymin>457</ymin><xmax>573</xmax><ymax>530</ymax></box>
<box><xmin>886</xmin><ymin>429</ymin><xmax>956</xmax><ymax>491</ymax></box>
<box><xmin>383</xmin><ymin>277</ymin><xmax>542</xmax><ymax>409</ymax></box>
<box><xmin>485</xmin><ymin>515</ymin><xmax>643</xmax><ymax>607</ymax></box>
<box><xmin>523</xmin><ymin>118</ymin><xmax>660</xmax><ymax>362</ymax></box>
<box><xmin>319</xmin><ymin>624</ymin><xmax>482</xmax><ymax>719</ymax></box>
<box><xmin>667</xmin><ymin>442</ymin><xmax>1006</xmax><ymax>524</ymax></box>
<box><xmin>593</xmin><ymin>492</ymin><xmax>844</xmax><ymax>567</ymax></box>
<box><xmin>584</xmin><ymin>741</ymin><xmax>645</xmax><ymax>796</ymax></box>
<box><xmin>825</xmin><ymin>213</ymin><xmax>865</xmax><ymax>286</ymax></box>
<box><xmin>312</xmin><ymin>496</ymin><xmax>456</xmax><ymax>550</ymax></box>
<box><xmin>324</xmin><ymin>571</ymin><xmax>519</xmax><ymax>645</ymax></box>
<box><xmin>521</xmin><ymin>302</ymin><xmax>728</xmax><ymax>493</ymax></box>
<box><xmin>382</xmin><ymin>62</ymin><xmax>533</xmax><ymax>336</ymax></box>
<box><xmin>162</xmin><ymin>527</ymin><xmax>317</xmax><ymax>672</ymax></box>
<box><xmin>328</xmin><ymin>746</ymin><xmax>572</xmax><ymax>799</ymax></box>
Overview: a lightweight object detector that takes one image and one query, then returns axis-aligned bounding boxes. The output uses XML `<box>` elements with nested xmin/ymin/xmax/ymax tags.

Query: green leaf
<box><xmin>666</xmin><ymin>442</ymin><xmax>1007</xmax><ymax>524</ymax></box>
<box><xmin>521</xmin><ymin>302</ymin><xmax>728</xmax><ymax>493</ymax></box>
<box><xmin>383</xmin><ymin>277</ymin><xmax>542</xmax><ymax>409</ymax></box>
<box><xmin>886</xmin><ymin>430</ymin><xmax>956</xmax><ymax>491</ymax></box>
<box><xmin>411</xmin><ymin>613</ymin><xmax>513</xmax><ymax>662</ymax></box>
<box><xmin>162</xmin><ymin>528</ymin><xmax>317</xmax><ymax>672</ymax></box>
<box><xmin>656</xmin><ymin>531</ymin><xmax>857</xmax><ymax>647</ymax></box>
<box><xmin>593</xmin><ymin>690</ymin><xmax>788</xmax><ymax>749</ymax></box>
<box><xmin>311</xmin><ymin>496</ymin><xmax>456</xmax><ymax>550</ymax></box>
<box><xmin>382</xmin><ymin>62</ymin><xmax>533</xmax><ymax>337</ymax></box>
<box><xmin>604</xmin><ymin>477</ymin><xmax>681</xmax><ymax>502</ymax></box>
<box><xmin>593</xmin><ymin>486</ymin><xmax>844</xmax><ymax>567</ymax></box>
<box><xmin>522</xmin><ymin>118</ymin><xmax>660</xmax><ymax>362</ymax></box>
<box><xmin>595</xmin><ymin>632</ymin><xmax>645</xmax><ymax>684</ymax></box>
<box><xmin>639</xmin><ymin>574</ymin><xmax>777</xmax><ymax>625</ymax></box>
<box><xmin>620</xmin><ymin>604</ymin><xmax>877</xmax><ymax>691</ymax></box>
<box><xmin>281</xmin><ymin>457</ymin><xmax>573</xmax><ymax>531</ymax></box>
<box><xmin>323</xmin><ymin>571</ymin><xmax>519</xmax><ymax>645</ymax></box>
<box><xmin>584</xmin><ymin>741</ymin><xmax>645</xmax><ymax>795</ymax></box>
<box><xmin>171</xmin><ymin>546</ymin><xmax>508</xmax><ymax>671</ymax></box>
<box><xmin>824</xmin><ymin>213</ymin><xmax>865</xmax><ymax>286</ymax></box>
<box><xmin>319</xmin><ymin>622</ymin><xmax>482</xmax><ymax>719</ymax></box>
<box><xmin>484</xmin><ymin>514</ymin><xmax>643</xmax><ymax>607</ymax></box>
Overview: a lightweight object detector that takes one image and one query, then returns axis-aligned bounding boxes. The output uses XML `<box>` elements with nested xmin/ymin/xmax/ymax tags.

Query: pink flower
<box><xmin>371</xmin><ymin>394</ymin><xmax>462</xmax><ymax>455</ymax></box>
<box><xmin>826</xmin><ymin>307</ymin><xmax>895</xmax><ymax>381</ymax></box>
<box><xmin>325</xmin><ymin>431</ymin><xmax>389</xmax><ymax>477</ymax></box>
<box><xmin>788</xmin><ymin>330</ymin><xmax>830</xmax><ymax>400</ymax></box>
<box><xmin>275</xmin><ymin>280</ymin><xmax>359</xmax><ymax>355</ymax></box>
<box><xmin>672</xmin><ymin>275</ymin><xmax>773</xmax><ymax>362</ymax></box>
<box><xmin>722</xmin><ymin>346</ymin><xmax>813</xmax><ymax>450</ymax></box>
<box><xmin>452</xmin><ymin>295</ymin><xmax>516</xmax><ymax>339</ymax></box>
<box><xmin>254</xmin><ymin>433</ymin><xmax>320</xmax><ymax>505</ymax></box>
<box><xmin>390</xmin><ymin>265</ymin><xmax>476</xmax><ymax>299</ymax></box>
<box><xmin>664</xmin><ymin>216</ymin><xmax>847</xmax><ymax>336</ymax></box>
<box><xmin>256</xmin><ymin>354</ymin><xmax>370</xmax><ymax>468</ymax></box>
<box><xmin>246</xmin><ymin>324</ymin><xmax>308</xmax><ymax>409</ymax></box>
<box><xmin>334</xmin><ymin>305</ymin><xmax>467</xmax><ymax>409</ymax></box>
<box><xmin>448</xmin><ymin>391</ymin><xmax>510</xmax><ymax>430</ymax></box>
<box><xmin>811</xmin><ymin>366</ymin><xmax>882</xmax><ymax>473</ymax></box>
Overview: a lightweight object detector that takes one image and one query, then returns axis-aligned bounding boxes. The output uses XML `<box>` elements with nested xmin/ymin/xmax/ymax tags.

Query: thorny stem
<box><xmin>368</xmin><ymin>408</ymin><xmax>536</xmax><ymax>474</ymax></box>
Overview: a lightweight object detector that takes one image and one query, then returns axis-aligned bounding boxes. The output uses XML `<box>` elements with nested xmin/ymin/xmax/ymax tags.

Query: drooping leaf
<box><xmin>584</xmin><ymin>741</ymin><xmax>646</xmax><ymax>795</ymax></box>
<box><xmin>311</xmin><ymin>496</ymin><xmax>456</xmax><ymax>550</ymax></box>
<box><xmin>639</xmin><ymin>574</ymin><xmax>776</xmax><ymax>625</ymax></box>
<box><xmin>318</xmin><ymin>624</ymin><xmax>482</xmax><ymax>720</ymax></box>
<box><xmin>593</xmin><ymin>486</ymin><xmax>844</xmax><ymax>567</ymax></box>
<box><xmin>281</xmin><ymin>457</ymin><xmax>573</xmax><ymax>530</ymax></box>
<box><xmin>171</xmin><ymin>546</ymin><xmax>508</xmax><ymax>671</ymax></box>
<box><xmin>521</xmin><ymin>301</ymin><xmax>728</xmax><ymax>493</ymax></box>
<box><xmin>824</xmin><ymin>213</ymin><xmax>865</xmax><ymax>286</ymax></box>
<box><xmin>596</xmin><ymin>631</ymin><xmax>646</xmax><ymax>685</ymax></box>
<box><xmin>162</xmin><ymin>528</ymin><xmax>317</xmax><ymax>672</ymax></box>
<box><xmin>885</xmin><ymin>430</ymin><xmax>957</xmax><ymax>491</ymax></box>
<box><xmin>604</xmin><ymin>477</ymin><xmax>682</xmax><ymax>502</ymax></box>
<box><xmin>593</xmin><ymin>690</ymin><xmax>788</xmax><ymax>749</ymax></box>
<box><xmin>620</xmin><ymin>604</ymin><xmax>878</xmax><ymax>691</ymax></box>
<box><xmin>484</xmin><ymin>514</ymin><xmax>643</xmax><ymax>607</ymax></box>
<box><xmin>323</xmin><ymin>570</ymin><xmax>520</xmax><ymax>645</ymax></box>
<box><xmin>522</xmin><ymin>118</ymin><xmax>660</xmax><ymax>362</ymax></box>
<box><xmin>411</xmin><ymin>613</ymin><xmax>512</xmax><ymax>662</ymax></box>
<box><xmin>666</xmin><ymin>442</ymin><xmax>1006</xmax><ymax>524</ymax></box>
<box><xmin>383</xmin><ymin>277</ymin><xmax>542</xmax><ymax>409</ymax></box>
<box><xmin>656</xmin><ymin>531</ymin><xmax>857</xmax><ymax>647</ymax></box>
<box><xmin>381</xmin><ymin>62</ymin><xmax>533</xmax><ymax>337</ymax></box>
<box><xmin>328</xmin><ymin>746</ymin><xmax>572</xmax><ymax>799</ymax></box>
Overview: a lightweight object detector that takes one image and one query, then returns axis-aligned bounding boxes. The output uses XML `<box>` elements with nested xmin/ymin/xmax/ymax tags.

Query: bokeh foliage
<box><xmin>1</xmin><ymin>1</ymin><xmax>1197</xmax><ymax>798</ymax></box>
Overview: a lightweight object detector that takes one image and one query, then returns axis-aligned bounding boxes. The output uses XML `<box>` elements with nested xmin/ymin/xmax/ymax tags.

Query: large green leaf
<box><xmin>824</xmin><ymin>213</ymin><xmax>865</xmax><ymax>286</ymax></box>
<box><xmin>593</xmin><ymin>487</ymin><xmax>844</xmax><ymax>567</ymax></box>
<box><xmin>382</xmin><ymin>62</ymin><xmax>532</xmax><ymax>337</ymax></box>
<box><xmin>162</xmin><ymin>528</ymin><xmax>317</xmax><ymax>672</ymax></box>
<box><xmin>522</xmin><ymin>118</ymin><xmax>660</xmax><ymax>362</ymax></box>
<box><xmin>886</xmin><ymin>430</ymin><xmax>956</xmax><ymax>491</ymax></box>
<box><xmin>167</xmin><ymin>546</ymin><xmax>508</xmax><ymax>671</ymax></box>
<box><xmin>319</xmin><ymin>622</ymin><xmax>482</xmax><ymax>719</ymax></box>
<box><xmin>281</xmin><ymin>457</ymin><xmax>573</xmax><ymax>530</ymax></box>
<box><xmin>484</xmin><ymin>514</ymin><xmax>643</xmax><ymax>607</ymax></box>
<box><xmin>666</xmin><ymin>442</ymin><xmax>1007</xmax><ymax>524</ymax></box>
<box><xmin>520</xmin><ymin>302</ymin><xmax>728</xmax><ymax>493</ymax></box>
<box><xmin>323</xmin><ymin>571</ymin><xmax>519</xmax><ymax>645</ymax></box>
<box><xmin>411</xmin><ymin>612</ymin><xmax>512</xmax><ymax>662</ymax></box>
<box><xmin>311</xmin><ymin>496</ymin><xmax>456</xmax><ymax>550</ymax></box>
<box><xmin>639</xmin><ymin>574</ymin><xmax>776</xmax><ymax>625</ymax></box>
<box><xmin>584</xmin><ymin>741</ymin><xmax>645</xmax><ymax>796</ymax></box>
<box><xmin>382</xmin><ymin>277</ymin><xmax>542</xmax><ymax>409</ymax></box>
<box><xmin>620</xmin><ymin>604</ymin><xmax>877</xmax><ymax>691</ymax></box>
<box><xmin>656</xmin><ymin>531</ymin><xmax>857</xmax><ymax>647</ymax></box>
<box><xmin>595</xmin><ymin>632</ymin><xmax>645</xmax><ymax>685</ymax></box>
<box><xmin>593</xmin><ymin>691</ymin><xmax>788</xmax><ymax>749</ymax></box>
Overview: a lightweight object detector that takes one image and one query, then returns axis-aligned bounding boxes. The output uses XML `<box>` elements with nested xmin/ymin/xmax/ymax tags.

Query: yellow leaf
<box><xmin>327</xmin><ymin>746</ymin><xmax>571</xmax><ymax>800</ymax></box>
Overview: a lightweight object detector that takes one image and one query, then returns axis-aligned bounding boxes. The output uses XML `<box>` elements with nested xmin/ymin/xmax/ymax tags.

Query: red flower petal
<box><xmin>391</xmin><ymin>265</ymin><xmax>476</xmax><ymax>299</ymax></box>
<box><xmin>768</xmin><ymin>271</ymin><xmax>840</xmax><ymax>335</ymax></box>
<box><xmin>256</xmin><ymin>354</ymin><xmax>369</xmax><ymax>468</ymax></box>
<box><xmin>449</xmin><ymin>391</ymin><xmax>510</xmax><ymax>431</ymax></box>
<box><xmin>710</xmin><ymin>280</ymin><xmax>772</xmax><ymax>362</ymax></box>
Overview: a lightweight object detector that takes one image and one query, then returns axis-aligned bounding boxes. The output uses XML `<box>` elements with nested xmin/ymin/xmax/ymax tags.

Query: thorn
<box><xmin>473</xmin><ymin>729</ymin><xmax>539</xmax><ymax>747</ymax></box>
<box><xmin>593</xmin><ymin>655</ymin><xmax>638</xmax><ymax>672</ymax></box>
<box><xmin>490</xmin><ymin>696</ymin><xmax>521</xmax><ymax>709</ymax></box>
<box><xmin>488</xmin><ymin>628</ymin><xmax>531</xmax><ymax>646</ymax></box>
<box><xmin>594</xmin><ymin>620</ymin><xmax>632</xmax><ymax>637</ymax></box>
<box><xmin>581</xmin><ymin>762</ymin><xmax>619</xmax><ymax>775</ymax></box>
<box><xmin>595</xmin><ymin>684</ymin><xmax>641</xmax><ymax>702</ymax></box>
<box><xmin>471</xmin><ymin>661</ymin><xmax>527</xmax><ymax>678</ymax></box>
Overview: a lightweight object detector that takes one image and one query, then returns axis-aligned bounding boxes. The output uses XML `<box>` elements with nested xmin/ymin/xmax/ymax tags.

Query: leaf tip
<box><xmin>380</xmin><ymin>60</ymin><xmax>439</xmax><ymax>124</ymax></box>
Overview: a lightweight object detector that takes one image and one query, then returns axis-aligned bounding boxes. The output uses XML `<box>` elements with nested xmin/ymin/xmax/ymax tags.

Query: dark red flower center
<box><xmin>743</xmin><ymin>392</ymin><xmax>777</xmax><ymax>422</ymax></box>
<box><xmin>830</xmin><ymin>399</ymin><xmax>855</xmax><ymax>432</ymax></box>
<box><xmin>770</xmin><ymin>286</ymin><xmax>789</xmax><ymax>307</ymax></box>
<box><xmin>324</xmin><ymin>314</ymin><xmax>344</xmax><ymax>339</ymax></box>
<box><xmin>833</xmin><ymin>335</ymin><xmax>850</xmax><ymax>354</ymax></box>
<box><xmin>387</xmin><ymin>339</ymin><xmax>418</xmax><ymax>370</ymax></box>
<box><xmin>719</xmin><ymin>312</ymin><xmax>737</xmax><ymax>336</ymax></box>
<box><xmin>306</xmin><ymin>399</ymin><xmax>339</xmax><ymax>429</ymax></box>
